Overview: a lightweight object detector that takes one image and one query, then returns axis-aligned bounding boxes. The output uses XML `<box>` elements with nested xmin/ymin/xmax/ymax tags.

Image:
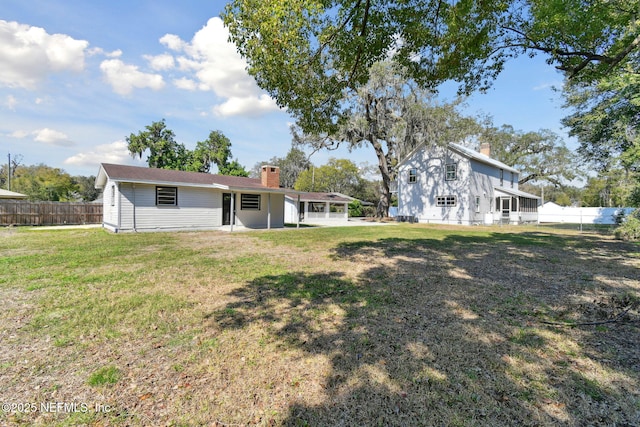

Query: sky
<box><xmin>1</xmin><ymin>0</ymin><xmax>570</xmax><ymax>178</ymax></box>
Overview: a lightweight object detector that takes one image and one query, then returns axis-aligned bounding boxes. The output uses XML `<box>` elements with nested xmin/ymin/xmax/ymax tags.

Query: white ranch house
<box><xmin>95</xmin><ymin>164</ymin><xmax>293</xmax><ymax>232</ymax></box>
<box><xmin>396</xmin><ymin>143</ymin><xmax>540</xmax><ymax>225</ymax></box>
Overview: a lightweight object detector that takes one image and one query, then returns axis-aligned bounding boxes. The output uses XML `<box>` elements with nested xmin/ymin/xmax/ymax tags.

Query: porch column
<box><xmin>230</xmin><ymin>191</ymin><xmax>235</xmax><ymax>232</ymax></box>
<box><xmin>325</xmin><ymin>202</ymin><xmax>330</xmax><ymax>218</ymax></box>
<box><xmin>267</xmin><ymin>193</ymin><xmax>271</xmax><ymax>230</ymax></box>
<box><xmin>296</xmin><ymin>195</ymin><xmax>301</xmax><ymax>228</ymax></box>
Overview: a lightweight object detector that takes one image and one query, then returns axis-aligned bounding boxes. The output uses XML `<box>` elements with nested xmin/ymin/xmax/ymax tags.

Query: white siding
<box><xmin>102</xmin><ymin>179</ymin><xmax>119</xmax><ymax>231</ymax></box>
<box><xmin>236</xmin><ymin>192</ymin><xmax>284</xmax><ymax>228</ymax></box>
<box><xmin>397</xmin><ymin>145</ymin><xmax>473</xmax><ymax>224</ymax></box>
<box><xmin>116</xmin><ymin>184</ymin><xmax>221</xmax><ymax>231</ymax></box>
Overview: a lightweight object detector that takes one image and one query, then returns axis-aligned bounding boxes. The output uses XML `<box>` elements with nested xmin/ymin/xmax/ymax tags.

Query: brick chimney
<box><xmin>261</xmin><ymin>165</ymin><xmax>280</xmax><ymax>188</ymax></box>
<box><xmin>480</xmin><ymin>142</ymin><xmax>491</xmax><ymax>157</ymax></box>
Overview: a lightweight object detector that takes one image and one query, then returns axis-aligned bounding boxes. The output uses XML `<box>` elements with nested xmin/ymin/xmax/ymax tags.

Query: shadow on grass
<box><xmin>211</xmin><ymin>231</ymin><xmax>639</xmax><ymax>426</ymax></box>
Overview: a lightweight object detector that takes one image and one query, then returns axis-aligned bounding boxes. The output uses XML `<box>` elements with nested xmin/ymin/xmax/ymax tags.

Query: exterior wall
<box><xmin>235</xmin><ymin>192</ymin><xmax>284</xmax><ymax>228</ymax></box>
<box><xmin>397</xmin><ymin>145</ymin><xmax>474</xmax><ymax>225</ymax></box>
<box><xmin>102</xmin><ymin>179</ymin><xmax>119</xmax><ymax>231</ymax></box>
<box><xmin>284</xmin><ymin>197</ymin><xmax>300</xmax><ymax>223</ymax></box>
<box><xmin>113</xmin><ymin>183</ymin><xmax>221</xmax><ymax>232</ymax></box>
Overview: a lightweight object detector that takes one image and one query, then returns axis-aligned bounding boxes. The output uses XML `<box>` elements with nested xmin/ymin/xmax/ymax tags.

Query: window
<box><xmin>110</xmin><ymin>185</ymin><xmax>115</xmax><ymax>206</ymax></box>
<box><xmin>156</xmin><ymin>186</ymin><xmax>177</xmax><ymax>206</ymax></box>
<box><xmin>309</xmin><ymin>202</ymin><xmax>325</xmax><ymax>212</ymax></box>
<box><xmin>240</xmin><ymin>194</ymin><xmax>261</xmax><ymax>210</ymax></box>
<box><xmin>408</xmin><ymin>168</ymin><xmax>417</xmax><ymax>183</ymax></box>
<box><xmin>510</xmin><ymin>171</ymin><xmax>514</xmax><ymax>188</ymax></box>
<box><xmin>445</xmin><ymin>164</ymin><xmax>457</xmax><ymax>181</ymax></box>
<box><xmin>436</xmin><ymin>196</ymin><xmax>457</xmax><ymax>207</ymax></box>
<box><xmin>500</xmin><ymin>169</ymin><xmax>504</xmax><ymax>186</ymax></box>
<box><xmin>475</xmin><ymin>196</ymin><xmax>480</xmax><ymax>213</ymax></box>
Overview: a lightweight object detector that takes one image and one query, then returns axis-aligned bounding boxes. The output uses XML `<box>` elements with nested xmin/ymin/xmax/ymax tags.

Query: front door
<box><xmin>501</xmin><ymin>197</ymin><xmax>511</xmax><ymax>222</ymax></box>
<box><xmin>299</xmin><ymin>201</ymin><xmax>305</xmax><ymax>221</ymax></box>
<box><xmin>222</xmin><ymin>193</ymin><xmax>235</xmax><ymax>225</ymax></box>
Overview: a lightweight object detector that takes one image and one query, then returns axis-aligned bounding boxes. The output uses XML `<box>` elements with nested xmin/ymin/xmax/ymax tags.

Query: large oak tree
<box><xmin>223</xmin><ymin>0</ymin><xmax>638</xmax><ymax>134</ymax></box>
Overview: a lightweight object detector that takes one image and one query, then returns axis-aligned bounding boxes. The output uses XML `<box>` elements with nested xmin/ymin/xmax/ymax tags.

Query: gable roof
<box><xmin>448</xmin><ymin>143</ymin><xmax>519</xmax><ymax>174</ymax></box>
<box><xmin>95</xmin><ymin>163</ymin><xmax>292</xmax><ymax>193</ymax></box>
<box><xmin>0</xmin><ymin>189</ymin><xmax>28</xmax><ymax>199</ymax></box>
<box><xmin>399</xmin><ymin>142</ymin><xmax>520</xmax><ymax>175</ymax></box>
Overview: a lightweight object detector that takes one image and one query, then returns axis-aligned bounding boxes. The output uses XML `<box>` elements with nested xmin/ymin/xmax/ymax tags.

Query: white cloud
<box><xmin>144</xmin><ymin>53</ymin><xmax>175</xmax><ymax>71</ymax></box>
<box><xmin>100</xmin><ymin>59</ymin><xmax>165</xmax><ymax>95</ymax></box>
<box><xmin>33</xmin><ymin>127</ymin><xmax>74</xmax><ymax>146</ymax></box>
<box><xmin>159</xmin><ymin>34</ymin><xmax>186</xmax><ymax>51</ymax></box>
<box><xmin>65</xmin><ymin>140</ymin><xmax>131</xmax><ymax>166</ymax></box>
<box><xmin>0</xmin><ymin>20</ymin><xmax>88</xmax><ymax>89</ymax></box>
<box><xmin>9</xmin><ymin>129</ymin><xmax>29</xmax><ymax>138</ymax></box>
<box><xmin>533</xmin><ymin>81</ymin><xmax>562</xmax><ymax>91</ymax></box>
<box><xmin>88</xmin><ymin>47</ymin><xmax>122</xmax><ymax>58</ymax></box>
<box><xmin>213</xmin><ymin>95</ymin><xmax>280</xmax><ymax>117</ymax></box>
<box><xmin>173</xmin><ymin>77</ymin><xmax>197</xmax><ymax>91</ymax></box>
<box><xmin>5</xmin><ymin>95</ymin><xmax>17</xmax><ymax>110</ymax></box>
<box><xmin>161</xmin><ymin>17</ymin><xmax>281</xmax><ymax>117</ymax></box>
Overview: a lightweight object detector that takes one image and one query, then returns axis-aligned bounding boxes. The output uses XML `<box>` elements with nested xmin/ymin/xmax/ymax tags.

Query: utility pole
<box><xmin>7</xmin><ymin>153</ymin><xmax>10</xmax><ymax>191</ymax></box>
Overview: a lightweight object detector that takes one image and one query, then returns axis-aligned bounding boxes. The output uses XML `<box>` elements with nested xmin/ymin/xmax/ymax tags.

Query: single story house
<box><xmin>95</xmin><ymin>163</ymin><xmax>294</xmax><ymax>232</ymax></box>
<box><xmin>396</xmin><ymin>142</ymin><xmax>540</xmax><ymax>225</ymax></box>
<box><xmin>0</xmin><ymin>189</ymin><xmax>28</xmax><ymax>199</ymax></box>
<box><xmin>284</xmin><ymin>192</ymin><xmax>358</xmax><ymax>223</ymax></box>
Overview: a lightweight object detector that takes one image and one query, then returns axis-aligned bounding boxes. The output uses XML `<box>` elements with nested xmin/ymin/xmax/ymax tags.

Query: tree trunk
<box><xmin>371</xmin><ymin>137</ymin><xmax>391</xmax><ymax>218</ymax></box>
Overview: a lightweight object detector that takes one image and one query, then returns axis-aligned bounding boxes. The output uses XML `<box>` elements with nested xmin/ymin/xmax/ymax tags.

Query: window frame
<box><xmin>436</xmin><ymin>195</ymin><xmax>457</xmax><ymax>207</ymax></box>
<box><xmin>156</xmin><ymin>186</ymin><xmax>178</xmax><ymax>206</ymax></box>
<box><xmin>240</xmin><ymin>193</ymin><xmax>261</xmax><ymax>210</ymax></box>
<box><xmin>408</xmin><ymin>168</ymin><xmax>417</xmax><ymax>184</ymax></box>
<box><xmin>445</xmin><ymin>163</ymin><xmax>457</xmax><ymax>181</ymax></box>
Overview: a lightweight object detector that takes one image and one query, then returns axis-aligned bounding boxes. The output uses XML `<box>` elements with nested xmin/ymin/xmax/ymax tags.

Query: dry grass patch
<box><xmin>0</xmin><ymin>225</ymin><xmax>638</xmax><ymax>426</ymax></box>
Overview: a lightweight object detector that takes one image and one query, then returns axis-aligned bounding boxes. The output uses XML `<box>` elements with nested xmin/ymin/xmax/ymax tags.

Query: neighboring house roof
<box><xmin>0</xmin><ymin>189</ymin><xmax>28</xmax><ymax>199</ymax></box>
<box><xmin>95</xmin><ymin>163</ymin><xmax>295</xmax><ymax>194</ymax></box>
<box><xmin>448</xmin><ymin>143</ymin><xmax>519</xmax><ymax>174</ymax></box>
<box><xmin>285</xmin><ymin>192</ymin><xmax>352</xmax><ymax>203</ymax></box>
<box><xmin>285</xmin><ymin>192</ymin><xmax>374</xmax><ymax>206</ymax></box>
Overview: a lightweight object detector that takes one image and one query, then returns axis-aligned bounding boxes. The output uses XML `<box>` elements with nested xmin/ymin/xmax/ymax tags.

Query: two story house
<box><xmin>396</xmin><ymin>142</ymin><xmax>540</xmax><ymax>225</ymax></box>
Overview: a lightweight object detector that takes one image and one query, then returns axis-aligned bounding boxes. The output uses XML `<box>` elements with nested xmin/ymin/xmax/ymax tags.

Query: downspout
<box><xmin>267</xmin><ymin>193</ymin><xmax>271</xmax><ymax>230</ymax></box>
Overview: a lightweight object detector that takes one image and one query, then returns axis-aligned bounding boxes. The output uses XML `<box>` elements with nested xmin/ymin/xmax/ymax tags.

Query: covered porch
<box><xmin>494</xmin><ymin>188</ymin><xmax>540</xmax><ymax>224</ymax></box>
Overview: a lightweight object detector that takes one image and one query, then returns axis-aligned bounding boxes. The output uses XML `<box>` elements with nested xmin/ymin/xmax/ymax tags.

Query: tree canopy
<box><xmin>478</xmin><ymin>124</ymin><xmax>579</xmax><ymax>186</ymax></box>
<box><xmin>126</xmin><ymin>120</ymin><xmax>248</xmax><ymax>176</ymax></box>
<box><xmin>294</xmin><ymin>158</ymin><xmax>363</xmax><ymax>194</ymax></box>
<box><xmin>10</xmin><ymin>164</ymin><xmax>78</xmax><ymax>201</ymax></box>
<box><xmin>223</xmin><ymin>0</ymin><xmax>639</xmax><ymax>134</ymax></box>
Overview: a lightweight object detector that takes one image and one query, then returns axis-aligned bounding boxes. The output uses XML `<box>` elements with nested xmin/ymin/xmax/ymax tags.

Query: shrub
<box><xmin>348</xmin><ymin>200</ymin><xmax>363</xmax><ymax>217</ymax></box>
<box><xmin>615</xmin><ymin>209</ymin><xmax>640</xmax><ymax>241</ymax></box>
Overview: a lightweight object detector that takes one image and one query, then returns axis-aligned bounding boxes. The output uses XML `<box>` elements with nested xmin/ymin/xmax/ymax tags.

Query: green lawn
<box><xmin>0</xmin><ymin>224</ymin><xmax>638</xmax><ymax>426</ymax></box>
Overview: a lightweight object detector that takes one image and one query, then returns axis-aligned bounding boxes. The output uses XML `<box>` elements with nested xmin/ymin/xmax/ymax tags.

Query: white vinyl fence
<box><xmin>538</xmin><ymin>204</ymin><xmax>635</xmax><ymax>225</ymax></box>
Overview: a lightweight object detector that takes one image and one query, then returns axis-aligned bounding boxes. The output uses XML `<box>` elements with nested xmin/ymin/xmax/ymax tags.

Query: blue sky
<box><xmin>1</xmin><ymin>0</ymin><xmax>569</xmax><ymax>178</ymax></box>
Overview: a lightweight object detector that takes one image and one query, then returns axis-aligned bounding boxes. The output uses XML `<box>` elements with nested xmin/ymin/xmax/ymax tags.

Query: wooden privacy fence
<box><xmin>0</xmin><ymin>200</ymin><xmax>103</xmax><ymax>226</ymax></box>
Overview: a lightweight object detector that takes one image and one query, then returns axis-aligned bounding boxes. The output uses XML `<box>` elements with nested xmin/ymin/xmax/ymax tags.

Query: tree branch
<box><xmin>538</xmin><ymin>304</ymin><xmax>637</xmax><ymax>328</ymax></box>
